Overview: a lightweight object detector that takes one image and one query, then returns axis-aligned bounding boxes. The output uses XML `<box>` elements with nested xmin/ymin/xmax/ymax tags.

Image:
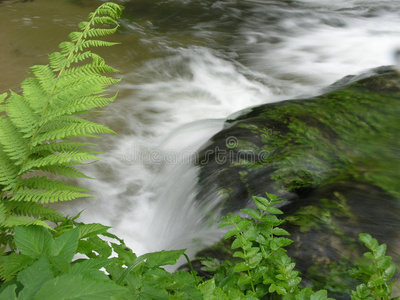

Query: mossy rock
<box><xmin>197</xmin><ymin>66</ymin><xmax>400</xmax><ymax>212</ymax></box>
<box><xmin>194</xmin><ymin>66</ymin><xmax>400</xmax><ymax>297</ymax></box>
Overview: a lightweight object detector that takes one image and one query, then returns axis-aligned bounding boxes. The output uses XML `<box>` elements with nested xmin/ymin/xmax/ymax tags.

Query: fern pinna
<box><xmin>0</xmin><ymin>3</ymin><xmax>123</xmax><ymax>247</ymax></box>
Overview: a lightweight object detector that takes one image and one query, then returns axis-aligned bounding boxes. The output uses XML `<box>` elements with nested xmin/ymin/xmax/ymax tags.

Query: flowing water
<box><xmin>1</xmin><ymin>0</ymin><xmax>400</xmax><ymax>262</ymax></box>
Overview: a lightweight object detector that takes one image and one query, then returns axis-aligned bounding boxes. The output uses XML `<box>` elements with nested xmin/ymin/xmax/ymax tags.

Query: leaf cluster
<box><xmin>350</xmin><ymin>233</ymin><xmax>398</xmax><ymax>300</ymax></box>
<box><xmin>0</xmin><ymin>194</ymin><xmax>398</xmax><ymax>299</ymax></box>
<box><xmin>0</xmin><ymin>220</ymin><xmax>201</xmax><ymax>300</ymax></box>
<box><xmin>0</xmin><ymin>222</ymin><xmax>126</xmax><ymax>299</ymax></box>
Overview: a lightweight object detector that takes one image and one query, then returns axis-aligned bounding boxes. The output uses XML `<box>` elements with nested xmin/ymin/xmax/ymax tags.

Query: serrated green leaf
<box><xmin>265</xmin><ymin>192</ymin><xmax>279</xmax><ymax>202</ymax></box>
<box><xmin>382</xmin><ymin>264</ymin><xmax>396</xmax><ymax>281</ymax></box>
<box><xmin>232</xmin><ymin>237</ymin><xmax>245</xmax><ymax>250</ymax></box>
<box><xmin>233</xmin><ymin>262</ymin><xmax>250</xmax><ymax>272</ymax></box>
<box><xmin>141</xmin><ymin>283</ymin><xmax>169</xmax><ymax>300</ymax></box>
<box><xmin>374</xmin><ymin>244</ymin><xmax>387</xmax><ymax>260</ymax></box>
<box><xmin>224</xmin><ymin>227</ymin><xmax>241</xmax><ymax>239</ymax></box>
<box><xmin>253</xmin><ymin>196</ymin><xmax>269</xmax><ymax>211</ymax></box>
<box><xmin>48</xmin><ymin>255</ymin><xmax>71</xmax><ymax>274</ymax></box>
<box><xmin>110</xmin><ymin>242</ymin><xmax>136</xmax><ymax>264</ymax></box>
<box><xmin>0</xmin><ymin>284</ymin><xmax>17</xmax><ymax>300</ymax></box>
<box><xmin>34</xmin><ymin>274</ymin><xmax>126</xmax><ymax>300</ymax></box>
<box><xmin>237</xmin><ymin>273</ymin><xmax>252</xmax><ymax>286</ymax></box>
<box><xmin>353</xmin><ymin>283</ymin><xmax>371</xmax><ymax>298</ymax></box>
<box><xmin>233</xmin><ymin>251</ymin><xmax>245</xmax><ymax>259</ymax></box>
<box><xmin>17</xmin><ymin>255</ymin><xmax>54</xmax><ymax>300</ymax></box>
<box><xmin>236</xmin><ymin>220</ymin><xmax>251</xmax><ymax>230</ymax></box>
<box><xmin>78</xmin><ymin>223</ymin><xmax>111</xmax><ymax>239</ymax></box>
<box><xmin>269</xmin><ymin>283</ymin><xmax>286</xmax><ymax>295</ymax></box>
<box><xmin>310</xmin><ymin>289</ymin><xmax>330</xmax><ymax>300</ymax></box>
<box><xmin>272</xmin><ymin>227</ymin><xmax>290</xmax><ymax>236</ymax></box>
<box><xmin>240</xmin><ymin>208</ymin><xmax>262</xmax><ymax>220</ymax></box>
<box><xmin>70</xmin><ymin>258</ymin><xmax>110</xmax><ymax>275</ymax></box>
<box><xmin>266</xmin><ymin>206</ymin><xmax>283</xmax><ymax>215</ymax></box>
<box><xmin>51</xmin><ymin>227</ymin><xmax>79</xmax><ymax>262</ymax></box>
<box><xmin>259</xmin><ymin>214</ymin><xmax>283</xmax><ymax>226</ymax></box>
<box><xmin>0</xmin><ymin>253</ymin><xmax>33</xmax><ymax>281</ymax></box>
<box><xmin>359</xmin><ymin>233</ymin><xmax>379</xmax><ymax>251</ymax></box>
<box><xmin>295</xmin><ymin>287</ymin><xmax>313</xmax><ymax>300</ymax></box>
<box><xmin>367</xmin><ymin>274</ymin><xmax>385</xmax><ymax>288</ymax></box>
<box><xmin>14</xmin><ymin>226</ymin><xmax>53</xmax><ymax>258</ymax></box>
<box><xmin>198</xmin><ymin>279</ymin><xmax>216</xmax><ymax>298</ymax></box>
<box><xmin>145</xmin><ymin>249</ymin><xmax>186</xmax><ymax>268</ymax></box>
<box><xmin>248</xmin><ymin>253</ymin><xmax>262</xmax><ymax>268</ymax></box>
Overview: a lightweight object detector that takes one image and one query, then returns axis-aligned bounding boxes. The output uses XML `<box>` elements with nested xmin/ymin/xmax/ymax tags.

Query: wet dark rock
<box><xmin>197</xmin><ymin>65</ymin><xmax>400</xmax><ymax>213</ymax></box>
<box><xmin>193</xmin><ymin>66</ymin><xmax>400</xmax><ymax>296</ymax></box>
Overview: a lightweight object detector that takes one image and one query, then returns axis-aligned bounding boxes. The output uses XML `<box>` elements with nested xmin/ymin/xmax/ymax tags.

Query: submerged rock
<box><xmin>194</xmin><ymin>66</ymin><xmax>400</xmax><ymax>297</ymax></box>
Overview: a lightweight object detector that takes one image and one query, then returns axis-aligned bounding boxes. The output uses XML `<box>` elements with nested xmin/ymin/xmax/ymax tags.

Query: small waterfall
<box><xmin>42</xmin><ymin>0</ymin><xmax>400</xmax><ymax>260</ymax></box>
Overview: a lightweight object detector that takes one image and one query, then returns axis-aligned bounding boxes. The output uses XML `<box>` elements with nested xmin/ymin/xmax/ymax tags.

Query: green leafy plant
<box><xmin>0</xmin><ymin>2</ymin><xmax>123</xmax><ymax>249</ymax></box>
<box><xmin>0</xmin><ymin>194</ymin><xmax>398</xmax><ymax>299</ymax></box>
<box><xmin>0</xmin><ymin>220</ymin><xmax>202</xmax><ymax>300</ymax></box>
<box><xmin>350</xmin><ymin>233</ymin><xmax>398</xmax><ymax>300</ymax></box>
<box><xmin>0</xmin><ymin>223</ymin><xmax>128</xmax><ymax>299</ymax></box>
<box><xmin>197</xmin><ymin>194</ymin><xmax>398</xmax><ymax>299</ymax></box>
<box><xmin>209</xmin><ymin>193</ymin><xmax>335</xmax><ymax>299</ymax></box>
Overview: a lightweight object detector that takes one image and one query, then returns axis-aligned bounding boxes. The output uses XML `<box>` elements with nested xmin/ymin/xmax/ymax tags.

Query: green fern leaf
<box><xmin>2</xmin><ymin>216</ymin><xmax>52</xmax><ymax>229</ymax></box>
<box><xmin>11</xmin><ymin>202</ymin><xmax>65</xmax><ymax>223</ymax></box>
<box><xmin>0</xmin><ymin>92</ymin><xmax>7</xmax><ymax>103</ymax></box>
<box><xmin>0</xmin><ymin>118</ymin><xmax>29</xmax><ymax>162</ymax></box>
<box><xmin>20</xmin><ymin>177</ymin><xmax>93</xmax><ymax>193</ymax></box>
<box><xmin>30</xmin><ymin>142</ymin><xmax>98</xmax><ymax>155</ymax></box>
<box><xmin>4</xmin><ymin>92</ymin><xmax>39</xmax><ymax>134</ymax></box>
<box><xmin>11</xmin><ymin>189</ymin><xmax>94</xmax><ymax>203</ymax></box>
<box><xmin>0</xmin><ymin>1</ymin><xmax>123</xmax><ymax>239</ymax></box>
<box><xmin>20</xmin><ymin>150</ymin><xmax>102</xmax><ymax>174</ymax></box>
<box><xmin>37</xmin><ymin>165</ymin><xmax>93</xmax><ymax>179</ymax></box>
<box><xmin>32</xmin><ymin>121</ymin><xmax>115</xmax><ymax>146</ymax></box>
<box><xmin>0</xmin><ymin>151</ymin><xmax>19</xmax><ymax>189</ymax></box>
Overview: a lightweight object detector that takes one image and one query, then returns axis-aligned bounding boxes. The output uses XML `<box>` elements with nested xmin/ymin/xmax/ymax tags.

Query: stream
<box><xmin>1</xmin><ymin>0</ymin><xmax>399</xmax><ymax>263</ymax></box>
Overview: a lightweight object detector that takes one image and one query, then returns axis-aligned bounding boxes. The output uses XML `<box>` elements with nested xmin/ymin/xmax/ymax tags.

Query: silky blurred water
<box><xmin>1</xmin><ymin>0</ymin><xmax>399</xmax><ymax>259</ymax></box>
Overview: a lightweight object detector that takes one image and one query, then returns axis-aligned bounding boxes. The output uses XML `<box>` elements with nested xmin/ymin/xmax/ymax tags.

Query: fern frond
<box><xmin>0</xmin><ymin>92</ymin><xmax>7</xmax><ymax>105</ymax></box>
<box><xmin>85</xmin><ymin>27</ymin><xmax>119</xmax><ymax>38</ymax></box>
<box><xmin>30</xmin><ymin>142</ymin><xmax>99</xmax><ymax>155</ymax></box>
<box><xmin>37</xmin><ymin>165</ymin><xmax>93</xmax><ymax>179</ymax></box>
<box><xmin>79</xmin><ymin>39</ymin><xmax>120</xmax><ymax>50</ymax></box>
<box><xmin>11</xmin><ymin>202</ymin><xmax>65</xmax><ymax>223</ymax></box>
<box><xmin>0</xmin><ymin>203</ymin><xmax>6</xmax><ymax>223</ymax></box>
<box><xmin>0</xmin><ymin>118</ymin><xmax>29</xmax><ymax>162</ymax></box>
<box><xmin>63</xmin><ymin>63</ymin><xmax>119</xmax><ymax>76</ymax></box>
<box><xmin>0</xmin><ymin>150</ymin><xmax>19</xmax><ymax>190</ymax></box>
<box><xmin>20</xmin><ymin>177</ymin><xmax>93</xmax><ymax>193</ymax></box>
<box><xmin>42</xmin><ymin>94</ymin><xmax>117</xmax><ymax>122</ymax></box>
<box><xmin>20</xmin><ymin>150</ymin><xmax>102</xmax><ymax>174</ymax></box>
<box><xmin>33</xmin><ymin>119</ymin><xmax>115</xmax><ymax>146</ymax></box>
<box><xmin>11</xmin><ymin>189</ymin><xmax>94</xmax><ymax>203</ymax></box>
<box><xmin>0</xmin><ymin>2</ymin><xmax>123</xmax><ymax>235</ymax></box>
<box><xmin>1</xmin><ymin>215</ymin><xmax>52</xmax><ymax>229</ymax></box>
<box><xmin>5</xmin><ymin>92</ymin><xmax>39</xmax><ymax>134</ymax></box>
<box><xmin>89</xmin><ymin>2</ymin><xmax>123</xmax><ymax>19</ymax></box>
<box><xmin>9</xmin><ymin>177</ymin><xmax>94</xmax><ymax>204</ymax></box>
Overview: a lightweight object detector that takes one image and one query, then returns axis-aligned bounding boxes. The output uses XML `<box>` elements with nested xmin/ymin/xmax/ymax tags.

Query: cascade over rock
<box><xmin>194</xmin><ymin>66</ymin><xmax>400</xmax><ymax>297</ymax></box>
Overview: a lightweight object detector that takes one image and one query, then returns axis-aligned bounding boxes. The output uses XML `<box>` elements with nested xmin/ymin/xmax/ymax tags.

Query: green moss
<box><xmin>224</xmin><ymin>70</ymin><xmax>400</xmax><ymax>198</ymax></box>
